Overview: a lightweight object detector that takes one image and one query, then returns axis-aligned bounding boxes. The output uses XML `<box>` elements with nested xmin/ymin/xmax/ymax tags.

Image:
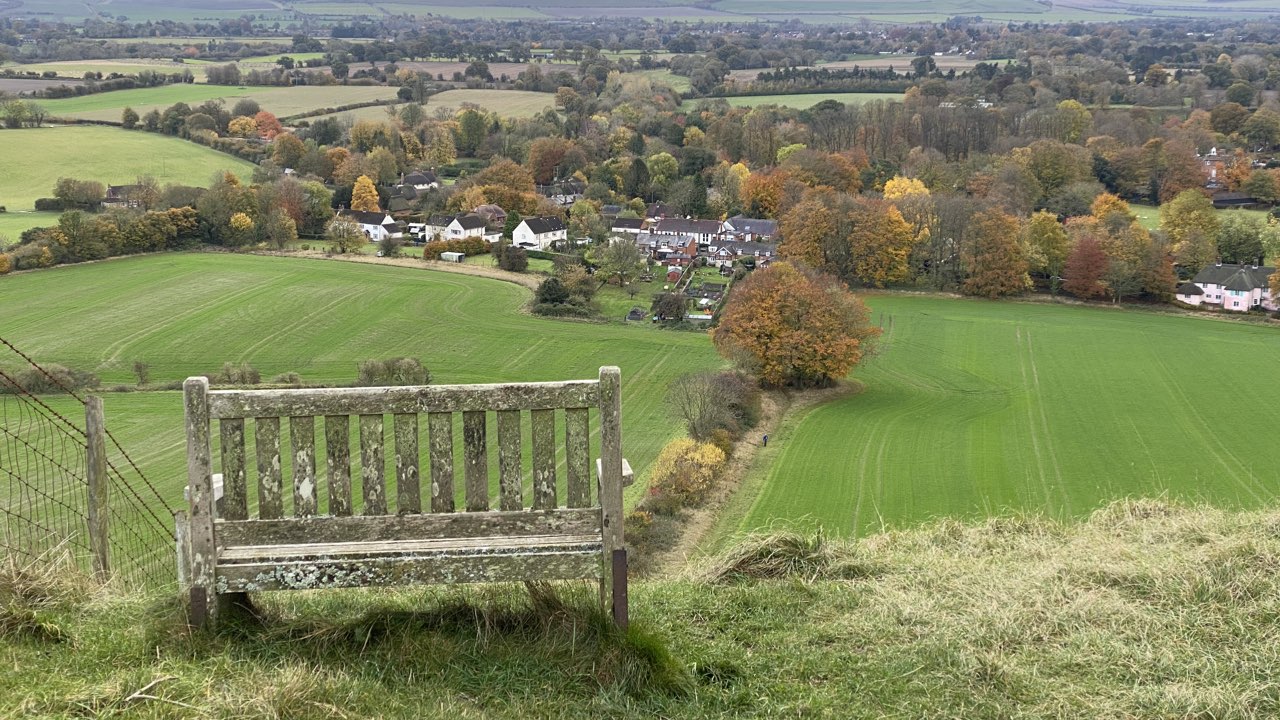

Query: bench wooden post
<box><xmin>184</xmin><ymin>377</ymin><xmax>221</xmax><ymax>627</ymax></box>
<box><xmin>598</xmin><ymin>366</ymin><xmax>627</xmax><ymax>628</ymax></box>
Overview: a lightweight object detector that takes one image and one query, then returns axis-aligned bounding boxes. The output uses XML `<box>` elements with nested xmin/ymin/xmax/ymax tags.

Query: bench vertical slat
<box><xmin>463</xmin><ymin>411</ymin><xmax>489</xmax><ymax>512</ymax></box>
<box><xmin>219</xmin><ymin>418</ymin><xmax>248</xmax><ymax>521</ymax></box>
<box><xmin>360</xmin><ymin>414</ymin><xmax>387</xmax><ymax>515</ymax></box>
<box><xmin>531</xmin><ymin>408</ymin><xmax>557</xmax><ymax>510</ymax></box>
<box><xmin>394</xmin><ymin>413</ymin><xmax>420</xmax><ymax>514</ymax></box>
<box><xmin>428</xmin><ymin>411</ymin><xmax>454</xmax><ymax>512</ymax></box>
<box><xmin>599</xmin><ymin>366</ymin><xmax>625</xmax><ymax>626</ymax></box>
<box><xmin>290</xmin><ymin>416</ymin><xmax>317</xmax><ymax>517</ymax></box>
<box><xmin>564</xmin><ymin>407</ymin><xmax>591</xmax><ymax>508</ymax></box>
<box><xmin>254</xmin><ymin>417</ymin><xmax>283</xmax><ymax>520</ymax></box>
<box><xmin>324</xmin><ymin>415</ymin><xmax>352</xmax><ymax>517</ymax></box>
<box><xmin>496</xmin><ymin>410</ymin><xmax>522</xmax><ymax>511</ymax></box>
<box><xmin>184</xmin><ymin>377</ymin><xmax>217</xmax><ymax>626</ymax></box>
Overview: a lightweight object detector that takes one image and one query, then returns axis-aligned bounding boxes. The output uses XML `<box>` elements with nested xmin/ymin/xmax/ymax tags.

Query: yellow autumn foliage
<box><xmin>648</xmin><ymin>437</ymin><xmax>726</xmax><ymax>506</ymax></box>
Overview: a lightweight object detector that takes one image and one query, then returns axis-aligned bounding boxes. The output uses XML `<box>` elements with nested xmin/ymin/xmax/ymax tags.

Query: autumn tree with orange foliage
<box><xmin>253</xmin><ymin>111</ymin><xmax>283</xmax><ymax>140</ymax></box>
<box><xmin>712</xmin><ymin>261</ymin><xmax>879</xmax><ymax>388</ymax></box>
<box><xmin>739</xmin><ymin>169</ymin><xmax>792</xmax><ymax>218</ymax></box>
<box><xmin>1063</xmin><ymin>236</ymin><xmax>1109</xmax><ymax>299</ymax></box>
<box><xmin>961</xmin><ymin>208</ymin><xmax>1030</xmax><ymax>298</ymax></box>
<box><xmin>778</xmin><ymin>192</ymin><xmax>916</xmax><ymax>288</ymax></box>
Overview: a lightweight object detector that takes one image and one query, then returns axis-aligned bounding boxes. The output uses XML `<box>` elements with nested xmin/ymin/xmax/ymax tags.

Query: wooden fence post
<box><xmin>85</xmin><ymin>395</ymin><xmax>109</xmax><ymax>580</ymax></box>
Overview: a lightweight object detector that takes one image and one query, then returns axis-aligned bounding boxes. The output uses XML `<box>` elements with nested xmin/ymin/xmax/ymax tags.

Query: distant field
<box><xmin>0</xmin><ymin>126</ymin><xmax>254</xmax><ymax>211</ymax></box>
<box><xmin>635</xmin><ymin>69</ymin><xmax>691</xmax><ymax>93</ymax></box>
<box><xmin>714</xmin><ymin>294</ymin><xmax>1280</xmax><ymax>542</ymax></box>
<box><xmin>40</xmin><ymin>85</ymin><xmax>398</xmax><ymax>121</ymax></box>
<box><xmin>0</xmin><ymin>253</ymin><xmax>723</xmax><ymax>512</ymax></box>
<box><xmin>0</xmin><ymin>211</ymin><xmax>62</xmax><ymax>242</ymax></box>
<box><xmin>308</xmin><ymin>89</ymin><xmax>557</xmax><ymax>124</ymax></box>
<box><xmin>682</xmin><ymin>92</ymin><xmax>902</xmax><ymax>110</ymax></box>
<box><xmin>6</xmin><ymin>59</ymin><xmax>207</xmax><ymax>81</ymax></box>
<box><xmin>1130</xmin><ymin>203</ymin><xmax>1272</xmax><ymax>232</ymax></box>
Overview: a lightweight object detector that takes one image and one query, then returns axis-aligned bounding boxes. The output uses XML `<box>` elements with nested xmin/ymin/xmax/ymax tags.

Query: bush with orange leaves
<box><xmin>712</xmin><ymin>261</ymin><xmax>879</xmax><ymax>388</ymax></box>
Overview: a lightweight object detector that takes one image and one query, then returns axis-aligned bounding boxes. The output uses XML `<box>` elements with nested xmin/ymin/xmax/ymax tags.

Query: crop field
<box><xmin>0</xmin><ymin>126</ymin><xmax>254</xmax><ymax>212</ymax></box>
<box><xmin>0</xmin><ymin>253</ymin><xmax>723</xmax><ymax>511</ymax></box>
<box><xmin>716</xmin><ymin>294</ymin><xmax>1280</xmax><ymax>541</ymax></box>
<box><xmin>39</xmin><ymin>85</ymin><xmax>399</xmax><ymax>122</ymax></box>
<box><xmin>682</xmin><ymin>92</ymin><xmax>902</xmax><ymax>111</ymax></box>
<box><xmin>5</xmin><ymin>59</ymin><xmax>207</xmax><ymax>81</ymax></box>
<box><xmin>0</xmin><ymin>211</ymin><xmax>62</xmax><ymax>241</ymax></box>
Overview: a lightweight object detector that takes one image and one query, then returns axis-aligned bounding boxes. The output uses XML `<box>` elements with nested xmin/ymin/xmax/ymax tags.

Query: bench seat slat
<box><xmin>215</xmin><ymin>507</ymin><xmax>602</xmax><ymax>547</ymax></box>
<box><xmin>209</xmin><ymin>382</ymin><xmax>600</xmax><ymax>418</ymax></box>
<box><xmin>218</xmin><ymin>534</ymin><xmax>603</xmax><ymax>562</ymax></box>
<box><xmin>214</xmin><ymin>550</ymin><xmax>602</xmax><ymax>593</ymax></box>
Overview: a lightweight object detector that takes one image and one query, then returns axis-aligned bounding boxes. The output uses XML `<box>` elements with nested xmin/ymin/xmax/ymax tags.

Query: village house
<box><xmin>103</xmin><ymin>184</ymin><xmax>143</xmax><ymax>209</ymax></box>
<box><xmin>423</xmin><ymin>213</ymin><xmax>489</xmax><ymax>242</ymax></box>
<box><xmin>651</xmin><ymin>218</ymin><xmax>723</xmax><ymax>243</ymax></box>
<box><xmin>513</xmin><ymin>216</ymin><xmax>567</xmax><ymax>250</ymax></box>
<box><xmin>402</xmin><ymin>170</ymin><xmax>439</xmax><ymax>191</ymax></box>
<box><xmin>645</xmin><ymin>202</ymin><xmax>674</xmax><ymax>223</ymax></box>
<box><xmin>473</xmin><ymin>204</ymin><xmax>507</xmax><ymax>227</ymax></box>
<box><xmin>721</xmin><ymin>215</ymin><xmax>778</xmax><ymax>242</ymax></box>
<box><xmin>707</xmin><ymin>240</ymin><xmax>778</xmax><ymax>268</ymax></box>
<box><xmin>337</xmin><ymin>209</ymin><xmax>402</xmax><ymax>243</ymax></box>
<box><xmin>1176</xmin><ymin>263</ymin><xmax>1277</xmax><ymax>312</ymax></box>
<box><xmin>611</xmin><ymin>217</ymin><xmax>644</xmax><ymax>236</ymax></box>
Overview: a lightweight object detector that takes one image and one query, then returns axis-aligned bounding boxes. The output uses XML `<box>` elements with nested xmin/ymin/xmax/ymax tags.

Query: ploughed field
<box><xmin>0</xmin><ymin>253</ymin><xmax>722</xmax><ymax>511</ymax></box>
<box><xmin>721</xmin><ymin>295</ymin><xmax>1280</xmax><ymax>539</ymax></box>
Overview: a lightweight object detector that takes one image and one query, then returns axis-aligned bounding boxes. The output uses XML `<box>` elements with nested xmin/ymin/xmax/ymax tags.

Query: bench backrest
<box><xmin>183</xmin><ymin>367</ymin><xmax>624</xmax><ymax>556</ymax></box>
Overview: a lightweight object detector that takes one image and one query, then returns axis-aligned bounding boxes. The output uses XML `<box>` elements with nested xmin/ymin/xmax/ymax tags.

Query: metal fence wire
<box><xmin>0</xmin><ymin>338</ymin><xmax>176</xmax><ymax>589</ymax></box>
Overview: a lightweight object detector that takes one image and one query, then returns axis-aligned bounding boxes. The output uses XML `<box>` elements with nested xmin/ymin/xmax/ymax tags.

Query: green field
<box><xmin>682</xmin><ymin>92</ymin><xmax>902</xmax><ymax>111</ymax></box>
<box><xmin>40</xmin><ymin>85</ymin><xmax>399</xmax><ymax>122</ymax></box>
<box><xmin>0</xmin><ymin>211</ymin><xmax>61</xmax><ymax>242</ymax></box>
<box><xmin>1130</xmin><ymin>203</ymin><xmax>1271</xmax><ymax>232</ymax></box>
<box><xmin>0</xmin><ymin>253</ymin><xmax>722</xmax><ymax>511</ymax></box>
<box><xmin>4</xmin><ymin>58</ymin><xmax>208</xmax><ymax>80</ymax></box>
<box><xmin>717</xmin><ymin>294</ymin><xmax>1280</xmax><ymax>540</ymax></box>
<box><xmin>305</xmin><ymin>90</ymin><xmax>557</xmax><ymax>124</ymax></box>
<box><xmin>0</xmin><ymin>126</ymin><xmax>254</xmax><ymax>212</ymax></box>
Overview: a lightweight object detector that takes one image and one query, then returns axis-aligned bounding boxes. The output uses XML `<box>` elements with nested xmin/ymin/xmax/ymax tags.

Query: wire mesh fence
<box><xmin>0</xmin><ymin>338</ymin><xmax>176</xmax><ymax>589</ymax></box>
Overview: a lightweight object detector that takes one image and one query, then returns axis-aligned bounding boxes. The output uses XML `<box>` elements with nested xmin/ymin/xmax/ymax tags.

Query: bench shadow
<box><xmin>165</xmin><ymin>582</ymin><xmax>689</xmax><ymax>700</ymax></box>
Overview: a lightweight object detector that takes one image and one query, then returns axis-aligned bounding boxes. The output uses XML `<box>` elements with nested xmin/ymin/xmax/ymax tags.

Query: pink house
<box><xmin>1177</xmin><ymin>263</ymin><xmax>1277</xmax><ymax>312</ymax></box>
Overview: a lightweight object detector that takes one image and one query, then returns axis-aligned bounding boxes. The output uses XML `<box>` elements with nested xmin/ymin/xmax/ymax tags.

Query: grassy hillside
<box><xmin>5</xmin><ymin>500</ymin><xmax>1280</xmax><ymax>717</ymax></box>
<box><xmin>717</xmin><ymin>294</ymin><xmax>1280</xmax><ymax>540</ymax></box>
<box><xmin>0</xmin><ymin>253</ymin><xmax>722</xmax><ymax>509</ymax></box>
<box><xmin>0</xmin><ymin>126</ymin><xmax>255</xmax><ymax>212</ymax></box>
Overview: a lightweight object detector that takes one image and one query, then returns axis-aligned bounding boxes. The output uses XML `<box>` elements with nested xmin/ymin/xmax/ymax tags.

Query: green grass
<box><xmin>7</xmin><ymin>499</ymin><xmax>1280</xmax><ymax>717</ymax></box>
<box><xmin>634</xmin><ymin>68</ymin><xmax>691</xmax><ymax>93</ymax></box>
<box><xmin>0</xmin><ymin>253</ymin><xmax>723</xmax><ymax>510</ymax></box>
<box><xmin>682</xmin><ymin>92</ymin><xmax>902</xmax><ymax>111</ymax></box>
<box><xmin>718</xmin><ymin>294</ymin><xmax>1280</xmax><ymax>540</ymax></box>
<box><xmin>40</xmin><ymin>85</ymin><xmax>399</xmax><ymax>122</ymax></box>
<box><xmin>7</xmin><ymin>59</ymin><xmax>208</xmax><ymax>80</ymax></box>
<box><xmin>0</xmin><ymin>127</ymin><xmax>254</xmax><ymax>212</ymax></box>
<box><xmin>1130</xmin><ymin>203</ymin><xmax>1271</xmax><ymax>232</ymax></box>
<box><xmin>0</xmin><ymin>211</ymin><xmax>61</xmax><ymax>242</ymax></box>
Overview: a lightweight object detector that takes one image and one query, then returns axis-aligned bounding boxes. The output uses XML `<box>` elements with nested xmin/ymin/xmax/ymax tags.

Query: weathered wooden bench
<box><xmin>175</xmin><ymin>367</ymin><xmax>630</xmax><ymax>628</ymax></box>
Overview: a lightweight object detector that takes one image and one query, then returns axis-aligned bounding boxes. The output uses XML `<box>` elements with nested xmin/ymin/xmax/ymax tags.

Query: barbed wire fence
<box><xmin>0</xmin><ymin>337</ymin><xmax>176</xmax><ymax>589</ymax></box>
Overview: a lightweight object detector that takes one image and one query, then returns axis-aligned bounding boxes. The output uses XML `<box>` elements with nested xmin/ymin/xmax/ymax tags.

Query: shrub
<box><xmin>667</xmin><ymin>370</ymin><xmax>761</xmax><ymax>440</ymax></box>
<box><xmin>212</xmin><ymin>362</ymin><xmax>261</xmax><ymax>385</ymax></box>
<box><xmin>32</xmin><ymin>198</ymin><xmax>64</xmax><ymax>212</ymax></box>
<box><xmin>356</xmin><ymin>357</ymin><xmax>430</xmax><ymax>386</ymax></box>
<box><xmin>131</xmin><ymin>361</ymin><xmax>150</xmax><ymax>385</ymax></box>
<box><xmin>272</xmin><ymin>371</ymin><xmax>303</xmax><ymax>386</ymax></box>
<box><xmin>708</xmin><ymin>428</ymin><xmax>734</xmax><ymax>459</ymax></box>
<box><xmin>0</xmin><ymin>254</ymin><xmax>10</xmax><ymax>275</ymax></box>
<box><xmin>535</xmin><ymin>277</ymin><xmax>570</xmax><ymax>305</ymax></box>
<box><xmin>0</xmin><ymin>364</ymin><xmax>99</xmax><ymax>395</ymax></box>
<box><xmin>648</xmin><ymin>438</ymin><xmax>726</xmax><ymax>509</ymax></box>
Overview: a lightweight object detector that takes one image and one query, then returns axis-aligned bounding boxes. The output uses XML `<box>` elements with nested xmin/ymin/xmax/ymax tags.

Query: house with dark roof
<box><xmin>611</xmin><ymin>217</ymin><xmax>644</xmax><ymax>235</ymax></box>
<box><xmin>337</xmin><ymin>209</ymin><xmax>401</xmax><ymax>242</ymax></box>
<box><xmin>403</xmin><ymin>170</ymin><xmax>439</xmax><ymax>191</ymax></box>
<box><xmin>473</xmin><ymin>204</ymin><xmax>507</xmax><ymax>226</ymax></box>
<box><xmin>103</xmin><ymin>184</ymin><xmax>143</xmax><ymax>209</ymax></box>
<box><xmin>652</xmin><ymin>218</ymin><xmax>722</xmax><ymax>243</ymax></box>
<box><xmin>645</xmin><ymin>202</ymin><xmax>673</xmax><ymax>222</ymax></box>
<box><xmin>722</xmin><ymin>215</ymin><xmax>778</xmax><ymax>241</ymax></box>
<box><xmin>1180</xmin><ymin>263</ymin><xmax>1277</xmax><ymax>311</ymax></box>
<box><xmin>708</xmin><ymin>240</ymin><xmax>778</xmax><ymax>268</ymax></box>
<box><xmin>513</xmin><ymin>216</ymin><xmax>567</xmax><ymax>250</ymax></box>
<box><xmin>423</xmin><ymin>213</ymin><xmax>489</xmax><ymax>242</ymax></box>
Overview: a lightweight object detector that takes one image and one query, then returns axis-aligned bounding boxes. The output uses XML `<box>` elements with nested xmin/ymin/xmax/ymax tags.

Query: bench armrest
<box><xmin>596</xmin><ymin>458</ymin><xmax>634</xmax><ymax>488</ymax></box>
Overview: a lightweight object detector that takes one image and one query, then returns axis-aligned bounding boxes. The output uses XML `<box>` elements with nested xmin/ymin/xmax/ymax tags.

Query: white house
<box><xmin>424</xmin><ymin>213</ymin><xmax>488</xmax><ymax>242</ymax></box>
<box><xmin>721</xmin><ymin>215</ymin><xmax>778</xmax><ymax>242</ymax></box>
<box><xmin>338</xmin><ymin>209</ymin><xmax>400</xmax><ymax>243</ymax></box>
<box><xmin>513</xmin><ymin>217</ymin><xmax>567</xmax><ymax>250</ymax></box>
<box><xmin>611</xmin><ymin>217</ymin><xmax>644</xmax><ymax>236</ymax></box>
<box><xmin>1177</xmin><ymin>263</ymin><xmax>1277</xmax><ymax>311</ymax></box>
<box><xmin>651</xmin><ymin>218</ymin><xmax>722</xmax><ymax>243</ymax></box>
<box><xmin>402</xmin><ymin>170</ymin><xmax>439</xmax><ymax>191</ymax></box>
